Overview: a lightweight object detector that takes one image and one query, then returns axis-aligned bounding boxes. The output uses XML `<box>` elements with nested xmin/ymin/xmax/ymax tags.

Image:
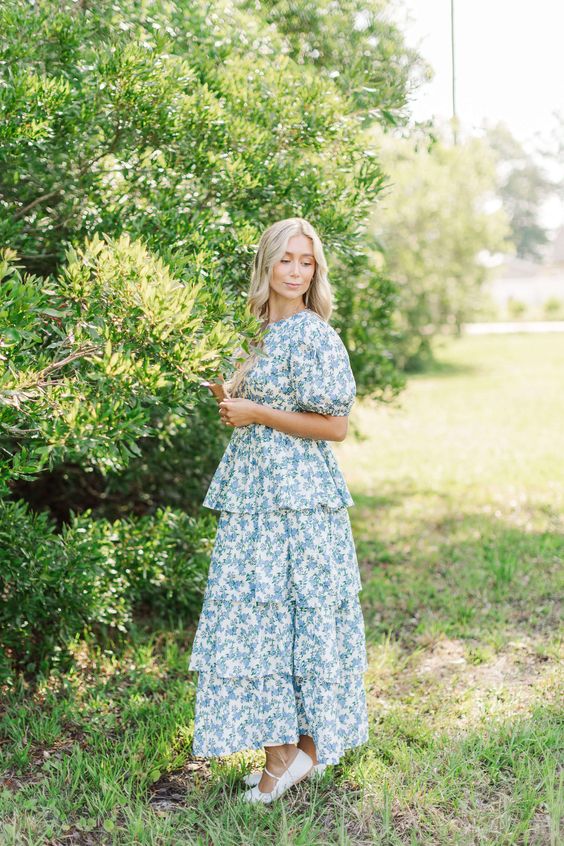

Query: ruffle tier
<box><xmin>188</xmin><ymin>594</ymin><xmax>368</xmax><ymax>681</ymax></box>
<box><xmin>188</xmin><ymin>505</ymin><xmax>370</xmax><ymax>765</ymax></box>
<box><xmin>197</xmin><ymin>506</ymin><xmax>362</xmax><ymax>607</ymax></box>
<box><xmin>202</xmin><ymin>425</ymin><xmax>354</xmax><ymax>513</ymax></box>
<box><xmin>190</xmin><ymin>671</ymin><xmax>369</xmax><ymax>765</ymax></box>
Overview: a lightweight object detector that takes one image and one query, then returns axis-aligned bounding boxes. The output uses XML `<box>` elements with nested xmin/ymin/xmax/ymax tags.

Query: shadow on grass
<box><xmin>403</xmin><ymin>347</ymin><xmax>484</xmax><ymax>381</ymax></box>
<box><xmin>351</xmin><ymin>491</ymin><xmax>563</xmax><ymax>649</ymax></box>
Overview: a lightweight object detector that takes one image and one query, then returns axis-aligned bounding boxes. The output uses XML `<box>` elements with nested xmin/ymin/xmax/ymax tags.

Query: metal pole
<box><xmin>451</xmin><ymin>0</ymin><xmax>457</xmax><ymax>144</ymax></box>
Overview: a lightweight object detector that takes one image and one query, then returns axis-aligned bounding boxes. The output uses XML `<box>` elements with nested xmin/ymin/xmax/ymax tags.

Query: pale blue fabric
<box><xmin>189</xmin><ymin>309</ymin><xmax>370</xmax><ymax>764</ymax></box>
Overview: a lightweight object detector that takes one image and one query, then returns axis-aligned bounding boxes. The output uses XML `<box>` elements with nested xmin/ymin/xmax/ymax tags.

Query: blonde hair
<box><xmin>222</xmin><ymin>217</ymin><xmax>333</xmax><ymax>398</ymax></box>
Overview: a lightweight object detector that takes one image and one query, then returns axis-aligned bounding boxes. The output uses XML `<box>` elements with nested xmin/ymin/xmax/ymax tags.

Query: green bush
<box><xmin>507</xmin><ymin>298</ymin><xmax>527</xmax><ymax>320</ymax></box>
<box><xmin>0</xmin><ymin>0</ymin><xmax>420</xmax><ymax>680</ymax></box>
<box><xmin>0</xmin><ymin>499</ymin><xmax>131</xmax><ymax>680</ymax></box>
<box><xmin>0</xmin><ymin>239</ymin><xmax>248</xmax><ymax>496</ymax></box>
<box><xmin>0</xmin><ymin>499</ymin><xmax>215</xmax><ymax>681</ymax></box>
<box><xmin>100</xmin><ymin>506</ymin><xmax>216</xmax><ymax>621</ymax></box>
<box><xmin>543</xmin><ymin>296</ymin><xmax>562</xmax><ymax>318</ymax></box>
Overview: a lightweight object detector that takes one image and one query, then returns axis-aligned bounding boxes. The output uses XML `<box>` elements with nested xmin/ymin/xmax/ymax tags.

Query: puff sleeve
<box><xmin>289</xmin><ymin>318</ymin><xmax>356</xmax><ymax>416</ymax></box>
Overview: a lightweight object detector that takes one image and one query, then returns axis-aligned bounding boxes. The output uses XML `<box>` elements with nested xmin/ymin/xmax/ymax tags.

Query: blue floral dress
<box><xmin>188</xmin><ymin>308</ymin><xmax>369</xmax><ymax>765</ymax></box>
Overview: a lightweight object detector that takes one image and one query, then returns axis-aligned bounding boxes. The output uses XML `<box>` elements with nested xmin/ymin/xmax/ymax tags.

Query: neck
<box><xmin>266</xmin><ymin>303</ymin><xmax>307</xmax><ymax>325</ymax></box>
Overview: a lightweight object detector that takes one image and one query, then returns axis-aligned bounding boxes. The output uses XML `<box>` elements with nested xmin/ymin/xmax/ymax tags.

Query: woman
<box><xmin>189</xmin><ymin>217</ymin><xmax>369</xmax><ymax>804</ymax></box>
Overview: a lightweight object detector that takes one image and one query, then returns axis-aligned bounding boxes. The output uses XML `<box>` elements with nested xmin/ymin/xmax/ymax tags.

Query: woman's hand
<box><xmin>218</xmin><ymin>397</ymin><xmax>261</xmax><ymax>427</ymax></box>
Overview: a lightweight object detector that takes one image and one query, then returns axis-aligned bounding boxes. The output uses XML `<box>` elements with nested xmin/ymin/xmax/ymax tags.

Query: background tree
<box><xmin>483</xmin><ymin>121</ymin><xmax>558</xmax><ymax>262</ymax></box>
<box><xmin>368</xmin><ymin>124</ymin><xmax>512</xmax><ymax>370</ymax></box>
<box><xmin>239</xmin><ymin>0</ymin><xmax>432</xmax><ymax>127</ymax></box>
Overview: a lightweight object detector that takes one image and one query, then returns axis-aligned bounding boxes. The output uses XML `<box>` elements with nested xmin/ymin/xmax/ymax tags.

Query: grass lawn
<box><xmin>1</xmin><ymin>333</ymin><xmax>562</xmax><ymax>845</ymax></box>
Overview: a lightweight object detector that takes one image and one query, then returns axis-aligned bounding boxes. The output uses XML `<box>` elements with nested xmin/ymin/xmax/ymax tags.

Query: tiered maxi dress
<box><xmin>188</xmin><ymin>308</ymin><xmax>369</xmax><ymax>765</ymax></box>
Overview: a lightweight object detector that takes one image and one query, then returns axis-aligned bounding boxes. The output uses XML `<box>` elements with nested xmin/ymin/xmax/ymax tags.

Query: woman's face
<box><xmin>270</xmin><ymin>234</ymin><xmax>316</xmax><ymax>304</ymax></box>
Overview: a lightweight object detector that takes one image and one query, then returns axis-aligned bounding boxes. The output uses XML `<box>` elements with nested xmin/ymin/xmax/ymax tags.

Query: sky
<box><xmin>389</xmin><ymin>0</ymin><xmax>564</xmax><ymax>229</ymax></box>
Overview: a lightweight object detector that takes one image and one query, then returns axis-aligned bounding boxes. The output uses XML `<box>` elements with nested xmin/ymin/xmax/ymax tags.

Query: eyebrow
<box><xmin>284</xmin><ymin>252</ymin><xmax>315</xmax><ymax>258</ymax></box>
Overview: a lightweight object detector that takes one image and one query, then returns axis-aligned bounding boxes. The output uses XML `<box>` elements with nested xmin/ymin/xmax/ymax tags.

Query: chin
<box><xmin>283</xmin><ymin>285</ymin><xmax>305</xmax><ymax>294</ymax></box>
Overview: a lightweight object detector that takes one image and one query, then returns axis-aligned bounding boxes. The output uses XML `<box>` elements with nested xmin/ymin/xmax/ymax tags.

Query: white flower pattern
<box><xmin>189</xmin><ymin>309</ymin><xmax>369</xmax><ymax>764</ymax></box>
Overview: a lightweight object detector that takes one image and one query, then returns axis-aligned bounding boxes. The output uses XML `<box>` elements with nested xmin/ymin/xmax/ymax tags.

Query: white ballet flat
<box><xmin>242</xmin><ymin>761</ymin><xmax>327</xmax><ymax>787</ymax></box>
<box><xmin>240</xmin><ymin>748</ymin><xmax>313</xmax><ymax>804</ymax></box>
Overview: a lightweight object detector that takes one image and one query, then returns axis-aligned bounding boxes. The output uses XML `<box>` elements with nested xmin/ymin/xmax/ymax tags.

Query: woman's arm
<box><xmin>256</xmin><ymin>403</ymin><xmax>348</xmax><ymax>442</ymax></box>
<box><xmin>219</xmin><ymin>397</ymin><xmax>348</xmax><ymax>442</ymax></box>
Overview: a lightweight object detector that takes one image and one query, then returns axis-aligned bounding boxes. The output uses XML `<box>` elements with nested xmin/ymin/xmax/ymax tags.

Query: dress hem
<box><xmin>201</xmin><ymin>499</ymin><xmax>355</xmax><ymax>513</ymax></box>
<box><xmin>191</xmin><ymin>731</ymin><xmax>370</xmax><ymax>766</ymax></box>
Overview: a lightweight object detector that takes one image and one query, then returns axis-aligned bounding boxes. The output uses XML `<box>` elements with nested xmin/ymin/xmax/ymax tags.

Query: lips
<box><xmin>285</xmin><ymin>282</ymin><xmax>301</xmax><ymax>288</ymax></box>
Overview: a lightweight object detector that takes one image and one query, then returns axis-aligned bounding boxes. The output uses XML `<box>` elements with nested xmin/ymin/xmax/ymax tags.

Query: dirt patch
<box><xmin>415</xmin><ymin>637</ymin><xmax>468</xmax><ymax>678</ymax></box>
<box><xmin>411</xmin><ymin>636</ymin><xmax>561</xmax><ymax>726</ymax></box>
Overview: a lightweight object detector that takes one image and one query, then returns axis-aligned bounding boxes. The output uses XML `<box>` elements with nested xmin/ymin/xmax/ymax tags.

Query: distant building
<box><xmin>488</xmin><ymin>225</ymin><xmax>564</xmax><ymax>312</ymax></box>
<box><xmin>548</xmin><ymin>225</ymin><xmax>564</xmax><ymax>265</ymax></box>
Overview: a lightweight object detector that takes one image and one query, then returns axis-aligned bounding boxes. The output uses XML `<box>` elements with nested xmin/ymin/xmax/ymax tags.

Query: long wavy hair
<box><xmin>222</xmin><ymin>217</ymin><xmax>334</xmax><ymax>398</ymax></box>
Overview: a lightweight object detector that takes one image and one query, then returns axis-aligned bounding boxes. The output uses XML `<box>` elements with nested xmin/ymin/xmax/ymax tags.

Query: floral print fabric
<box><xmin>201</xmin><ymin>309</ymin><xmax>356</xmax><ymax>513</ymax></box>
<box><xmin>189</xmin><ymin>309</ymin><xmax>370</xmax><ymax>765</ymax></box>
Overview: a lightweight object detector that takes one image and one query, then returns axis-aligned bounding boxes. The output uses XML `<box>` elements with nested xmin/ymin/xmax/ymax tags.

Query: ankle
<box><xmin>264</xmin><ymin>743</ymin><xmax>298</xmax><ymax>773</ymax></box>
<box><xmin>297</xmin><ymin>735</ymin><xmax>318</xmax><ymax>765</ymax></box>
